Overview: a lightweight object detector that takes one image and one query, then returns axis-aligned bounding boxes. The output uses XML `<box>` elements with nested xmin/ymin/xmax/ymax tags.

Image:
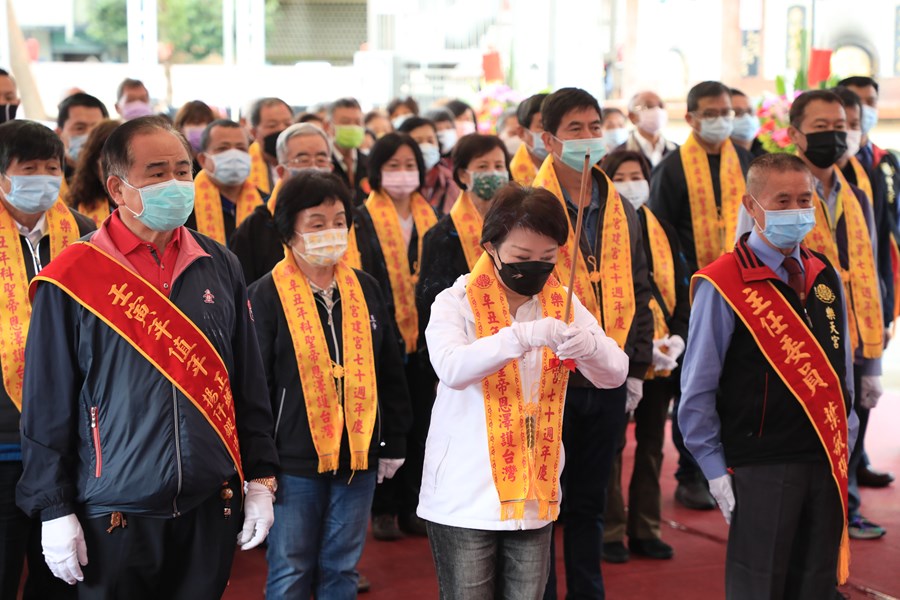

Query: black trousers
<box><xmin>76</xmin><ymin>479</ymin><xmax>242</xmax><ymax>600</ymax></box>
<box><xmin>0</xmin><ymin>460</ymin><xmax>75</xmax><ymax>600</ymax></box>
<box><xmin>726</xmin><ymin>461</ymin><xmax>842</xmax><ymax>600</ymax></box>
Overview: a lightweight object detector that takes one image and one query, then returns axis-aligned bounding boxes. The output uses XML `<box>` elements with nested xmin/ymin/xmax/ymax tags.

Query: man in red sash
<box><xmin>16</xmin><ymin>116</ymin><xmax>279</xmax><ymax>598</ymax></box>
<box><xmin>680</xmin><ymin>154</ymin><xmax>858</xmax><ymax>599</ymax></box>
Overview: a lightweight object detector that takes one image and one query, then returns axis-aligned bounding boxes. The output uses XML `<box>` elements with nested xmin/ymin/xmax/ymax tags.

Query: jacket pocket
<box><xmin>90</xmin><ymin>406</ymin><xmax>102</xmax><ymax>478</ymax></box>
<box><xmin>757</xmin><ymin>372</ymin><xmax>769</xmax><ymax>438</ymax></box>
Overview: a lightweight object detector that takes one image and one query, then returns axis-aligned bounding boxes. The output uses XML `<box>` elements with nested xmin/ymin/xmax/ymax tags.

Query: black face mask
<box><xmin>491</xmin><ymin>253</ymin><xmax>555</xmax><ymax>297</ymax></box>
<box><xmin>262</xmin><ymin>130</ymin><xmax>284</xmax><ymax>158</ymax></box>
<box><xmin>0</xmin><ymin>104</ymin><xmax>18</xmax><ymax>124</ymax></box>
<box><xmin>802</xmin><ymin>130</ymin><xmax>848</xmax><ymax>169</ymax></box>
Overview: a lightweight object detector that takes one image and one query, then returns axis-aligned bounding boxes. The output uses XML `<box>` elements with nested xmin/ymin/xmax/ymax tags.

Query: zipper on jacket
<box><xmin>172</xmin><ymin>383</ymin><xmax>183</xmax><ymax>517</ymax></box>
<box><xmin>25</xmin><ymin>237</ymin><xmax>43</xmax><ymax>275</ymax></box>
<box><xmin>274</xmin><ymin>388</ymin><xmax>286</xmax><ymax>439</ymax></box>
<box><xmin>758</xmin><ymin>372</ymin><xmax>768</xmax><ymax>437</ymax></box>
<box><xmin>90</xmin><ymin>406</ymin><xmax>102</xmax><ymax>478</ymax></box>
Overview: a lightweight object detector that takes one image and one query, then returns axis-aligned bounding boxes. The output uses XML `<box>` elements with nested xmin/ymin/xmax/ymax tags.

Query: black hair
<box><xmin>0</xmin><ymin>120</ymin><xmax>64</xmax><ymax>174</ymax></box>
<box><xmin>425</xmin><ymin>108</ymin><xmax>454</xmax><ymax>125</ymax></box>
<box><xmin>367</xmin><ymin>132</ymin><xmax>426</xmax><ymax>192</ymax></box>
<box><xmin>516</xmin><ymin>93</ymin><xmax>548</xmax><ymax>128</ymax></box>
<box><xmin>789</xmin><ymin>90</ymin><xmax>844</xmax><ymax>129</ymax></box>
<box><xmin>101</xmin><ymin>115</ymin><xmax>190</xmax><ymax>180</ymax></box>
<box><xmin>364</xmin><ymin>110</ymin><xmax>387</xmax><ymax>126</ymax></box>
<box><xmin>451</xmin><ymin>134</ymin><xmax>510</xmax><ymax>190</ymax></box>
<box><xmin>601</xmin><ymin>107</ymin><xmax>625</xmax><ymax>125</ymax></box>
<box><xmin>686</xmin><ymin>81</ymin><xmax>731</xmax><ymax>112</ymax></box>
<box><xmin>174</xmin><ymin>100</ymin><xmax>216</xmax><ymax>130</ymax></box>
<box><xmin>445</xmin><ymin>99</ymin><xmax>477</xmax><ymax>127</ymax></box>
<box><xmin>295</xmin><ymin>112</ymin><xmax>324</xmax><ymax>125</ymax></box>
<box><xmin>329</xmin><ymin>97</ymin><xmax>362</xmax><ymax>119</ymax></box>
<box><xmin>729</xmin><ymin>87</ymin><xmax>747</xmax><ymax>98</ymax></box>
<box><xmin>273</xmin><ymin>171</ymin><xmax>354</xmax><ymax>245</ymax></box>
<box><xmin>831</xmin><ymin>86</ymin><xmax>862</xmax><ymax>116</ymax></box>
<box><xmin>600</xmin><ymin>150</ymin><xmax>651</xmax><ymax>182</ymax></box>
<box><xmin>387</xmin><ymin>97</ymin><xmax>420</xmax><ymax>118</ymax></box>
<box><xmin>200</xmin><ymin>119</ymin><xmax>244</xmax><ymax>152</ymax></box>
<box><xmin>481</xmin><ymin>185</ymin><xmax>569</xmax><ymax>247</ymax></box>
<box><xmin>837</xmin><ymin>76</ymin><xmax>879</xmax><ymax>93</ymax></box>
<box><xmin>397</xmin><ymin>116</ymin><xmax>436</xmax><ymax>136</ymax></box>
<box><xmin>541</xmin><ymin>87</ymin><xmax>602</xmax><ymax>136</ymax></box>
<box><xmin>250</xmin><ymin>97</ymin><xmax>292</xmax><ymax>128</ymax></box>
<box><xmin>57</xmin><ymin>93</ymin><xmax>109</xmax><ymax>129</ymax></box>
<box><xmin>116</xmin><ymin>78</ymin><xmax>147</xmax><ymax>103</ymax></box>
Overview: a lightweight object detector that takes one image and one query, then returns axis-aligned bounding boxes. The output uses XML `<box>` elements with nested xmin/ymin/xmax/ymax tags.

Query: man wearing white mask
<box><xmin>680</xmin><ymin>153</ymin><xmax>859</xmax><ymax>599</ymax></box>
<box><xmin>649</xmin><ymin>80</ymin><xmax>753</xmax><ymax>512</ymax></box>
<box><xmin>188</xmin><ymin>119</ymin><xmax>263</xmax><ymax>246</ymax></box>
<box><xmin>729</xmin><ymin>88</ymin><xmax>766</xmax><ymax>158</ymax></box>
<box><xmin>601</xmin><ymin>108</ymin><xmax>630</xmax><ymax>155</ymax></box>
<box><xmin>55</xmin><ymin>93</ymin><xmax>109</xmax><ymax>184</ymax></box>
<box><xmin>17</xmin><ymin>116</ymin><xmax>278</xmax><ymax>598</ymax></box>
<box><xmin>622</xmin><ymin>91</ymin><xmax>678</xmax><ymax>168</ymax></box>
<box><xmin>0</xmin><ymin>120</ymin><xmax>95</xmax><ymax>600</ymax></box>
<box><xmin>509</xmin><ymin>93</ymin><xmax>549</xmax><ymax>186</ymax></box>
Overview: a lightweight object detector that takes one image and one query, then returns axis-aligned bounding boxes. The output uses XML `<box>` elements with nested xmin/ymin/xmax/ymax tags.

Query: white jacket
<box><xmin>417</xmin><ymin>274</ymin><xmax>629</xmax><ymax>531</ymax></box>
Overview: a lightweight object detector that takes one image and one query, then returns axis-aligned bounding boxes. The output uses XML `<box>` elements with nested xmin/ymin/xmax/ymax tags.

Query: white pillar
<box><xmin>127</xmin><ymin>0</ymin><xmax>158</xmax><ymax>74</ymax></box>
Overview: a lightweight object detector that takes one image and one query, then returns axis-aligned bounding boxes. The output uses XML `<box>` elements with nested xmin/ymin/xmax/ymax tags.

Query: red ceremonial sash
<box><xmin>693</xmin><ymin>250</ymin><xmax>850</xmax><ymax>584</ymax></box>
<box><xmin>30</xmin><ymin>242</ymin><xmax>243</xmax><ymax>483</ymax></box>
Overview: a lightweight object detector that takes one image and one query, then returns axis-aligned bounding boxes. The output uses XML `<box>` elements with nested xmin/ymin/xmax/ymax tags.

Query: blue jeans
<box><xmin>265</xmin><ymin>470</ymin><xmax>376</xmax><ymax>600</ymax></box>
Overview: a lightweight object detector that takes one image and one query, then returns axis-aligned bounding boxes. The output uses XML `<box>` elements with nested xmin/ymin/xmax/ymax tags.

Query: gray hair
<box><xmin>275</xmin><ymin>123</ymin><xmax>333</xmax><ymax>164</ymax></box>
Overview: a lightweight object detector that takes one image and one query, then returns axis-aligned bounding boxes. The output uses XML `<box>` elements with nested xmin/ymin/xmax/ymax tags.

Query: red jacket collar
<box><xmin>733</xmin><ymin>235</ymin><xmax>827</xmax><ymax>296</ymax></box>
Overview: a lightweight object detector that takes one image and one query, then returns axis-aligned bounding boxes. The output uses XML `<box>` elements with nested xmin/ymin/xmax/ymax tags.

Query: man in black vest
<box><xmin>679</xmin><ymin>154</ymin><xmax>858</xmax><ymax>599</ymax></box>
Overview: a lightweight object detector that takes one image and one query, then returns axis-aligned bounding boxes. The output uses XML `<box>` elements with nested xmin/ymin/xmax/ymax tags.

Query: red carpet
<box><xmin>225</xmin><ymin>392</ymin><xmax>900</xmax><ymax>599</ymax></box>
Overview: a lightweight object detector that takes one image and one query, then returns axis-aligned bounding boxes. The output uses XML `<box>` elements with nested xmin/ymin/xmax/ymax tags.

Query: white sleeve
<box><xmin>569</xmin><ymin>292</ymin><xmax>630</xmax><ymax>389</ymax></box>
<box><xmin>425</xmin><ymin>285</ymin><xmax>529</xmax><ymax>391</ymax></box>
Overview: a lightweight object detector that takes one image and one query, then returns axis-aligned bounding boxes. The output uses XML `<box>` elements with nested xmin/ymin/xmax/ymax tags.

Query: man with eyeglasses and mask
<box><xmin>532</xmin><ymin>87</ymin><xmax>653</xmax><ymax>600</ymax></box>
<box><xmin>680</xmin><ymin>152</ymin><xmax>859</xmax><ymax>600</ymax></box>
<box><xmin>648</xmin><ymin>80</ymin><xmax>754</xmax><ymax>512</ymax></box>
<box><xmin>247</xmin><ymin>97</ymin><xmax>294</xmax><ymax>196</ymax></box>
<box><xmin>509</xmin><ymin>93</ymin><xmax>549</xmax><ymax>186</ymax></box>
<box><xmin>621</xmin><ymin>90</ymin><xmax>678</xmax><ymax>168</ymax></box>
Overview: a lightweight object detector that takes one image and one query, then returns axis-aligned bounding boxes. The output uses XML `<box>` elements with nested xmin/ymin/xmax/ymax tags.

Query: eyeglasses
<box><xmin>632</xmin><ymin>104</ymin><xmax>663</xmax><ymax>112</ymax></box>
<box><xmin>733</xmin><ymin>108</ymin><xmax>755</xmax><ymax>118</ymax></box>
<box><xmin>284</xmin><ymin>155</ymin><xmax>332</xmax><ymax>168</ymax></box>
<box><xmin>693</xmin><ymin>109</ymin><xmax>736</xmax><ymax>120</ymax></box>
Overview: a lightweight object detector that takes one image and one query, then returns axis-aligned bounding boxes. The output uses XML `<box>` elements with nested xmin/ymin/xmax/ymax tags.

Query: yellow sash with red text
<box><xmin>0</xmin><ymin>200</ymin><xmax>78</xmax><ymax>409</ymax></box>
<box><xmin>680</xmin><ymin>134</ymin><xmax>746</xmax><ymax>269</ymax></box>
<box><xmin>533</xmin><ymin>156</ymin><xmax>634</xmax><ymax>348</ymax></box>
<box><xmin>449</xmin><ymin>192</ymin><xmax>484</xmax><ymax>270</ymax></box>
<box><xmin>30</xmin><ymin>242</ymin><xmax>243</xmax><ymax>482</ymax></box>
<box><xmin>849</xmin><ymin>157</ymin><xmax>873</xmax><ymax>204</ymax></box>
<box><xmin>272</xmin><ymin>249</ymin><xmax>377</xmax><ymax>472</ymax></box>
<box><xmin>248</xmin><ymin>141</ymin><xmax>271</xmax><ymax>195</ymax></box>
<box><xmin>466</xmin><ymin>253</ymin><xmax>572</xmax><ymax>521</ymax></box>
<box><xmin>193</xmin><ymin>170</ymin><xmax>262</xmax><ymax>245</ymax></box>
<box><xmin>365</xmin><ymin>190</ymin><xmax>438</xmax><ymax>353</ymax></box>
<box><xmin>693</xmin><ymin>254</ymin><xmax>851</xmax><ymax>585</ymax></box>
<box><xmin>77</xmin><ymin>198</ymin><xmax>110</xmax><ymax>228</ymax></box>
<box><xmin>804</xmin><ymin>168</ymin><xmax>883</xmax><ymax>358</ymax></box>
<box><xmin>510</xmin><ymin>143</ymin><xmax>538</xmax><ymax>186</ymax></box>
<box><xmin>643</xmin><ymin>206</ymin><xmax>677</xmax><ymax>378</ymax></box>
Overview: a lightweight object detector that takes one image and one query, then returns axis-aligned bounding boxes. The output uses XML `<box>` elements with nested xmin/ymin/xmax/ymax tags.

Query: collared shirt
<box><xmin>678</xmin><ymin>230</ymin><xmax>858</xmax><ymax>480</ymax></box>
<box><xmin>634</xmin><ymin>131</ymin><xmax>669</xmax><ymax>167</ymax></box>
<box><xmin>857</xmin><ymin>141</ymin><xmax>874</xmax><ymax>173</ymax></box>
<box><xmin>16</xmin><ymin>213</ymin><xmax>48</xmax><ymax>274</ymax></box>
<box><xmin>106</xmin><ymin>211</ymin><xmax>182</xmax><ymax>297</ymax></box>
<box><xmin>333</xmin><ymin>149</ymin><xmax>358</xmax><ymax>184</ymax></box>
<box><xmin>561</xmin><ymin>181</ymin><xmax>602</xmax><ymax>251</ymax></box>
<box><xmin>309</xmin><ymin>276</ymin><xmax>338</xmax><ymax>313</ymax></box>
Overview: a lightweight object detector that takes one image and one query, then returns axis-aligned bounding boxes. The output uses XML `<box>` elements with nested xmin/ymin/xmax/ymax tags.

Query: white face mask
<box><xmin>637</xmin><ymin>107</ymin><xmax>667</xmax><ymax>135</ymax></box>
<box><xmin>292</xmin><ymin>227</ymin><xmax>348</xmax><ymax>267</ymax></box>
<box><xmin>843</xmin><ymin>129</ymin><xmax>862</xmax><ymax>161</ymax></box>
<box><xmin>613</xmin><ymin>179</ymin><xmax>650</xmax><ymax>210</ymax></box>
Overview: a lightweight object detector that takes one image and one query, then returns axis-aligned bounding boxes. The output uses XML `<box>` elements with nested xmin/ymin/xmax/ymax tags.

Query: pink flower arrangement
<box><xmin>475</xmin><ymin>83</ymin><xmax>524</xmax><ymax>134</ymax></box>
<box><xmin>756</xmin><ymin>91</ymin><xmax>803</xmax><ymax>154</ymax></box>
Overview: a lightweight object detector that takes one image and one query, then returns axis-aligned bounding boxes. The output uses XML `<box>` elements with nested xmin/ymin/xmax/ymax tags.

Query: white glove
<box><xmin>42</xmin><ymin>514</ymin><xmax>88</xmax><ymax>585</ymax></box>
<box><xmin>511</xmin><ymin>317</ymin><xmax>567</xmax><ymax>352</ymax></box>
<box><xmin>652</xmin><ymin>338</ymin><xmax>679</xmax><ymax>371</ymax></box>
<box><xmin>555</xmin><ymin>325</ymin><xmax>598</xmax><ymax>361</ymax></box>
<box><xmin>665</xmin><ymin>334</ymin><xmax>685</xmax><ymax>361</ymax></box>
<box><xmin>377</xmin><ymin>458</ymin><xmax>405</xmax><ymax>484</ymax></box>
<box><xmin>237</xmin><ymin>482</ymin><xmax>275</xmax><ymax>551</ymax></box>
<box><xmin>708</xmin><ymin>475</ymin><xmax>736</xmax><ymax>525</ymax></box>
<box><xmin>860</xmin><ymin>375</ymin><xmax>883</xmax><ymax>409</ymax></box>
<box><xmin>625</xmin><ymin>377</ymin><xmax>643</xmax><ymax>413</ymax></box>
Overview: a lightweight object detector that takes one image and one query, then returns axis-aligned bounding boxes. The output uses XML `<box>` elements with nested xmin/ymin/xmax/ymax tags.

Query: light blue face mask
<box><xmin>67</xmin><ymin>134</ymin><xmax>89</xmax><ymax>162</ymax></box>
<box><xmin>603</xmin><ymin>128</ymin><xmax>629</xmax><ymax>152</ymax></box>
<box><xmin>419</xmin><ymin>143</ymin><xmax>441</xmax><ymax>171</ymax></box>
<box><xmin>209</xmin><ymin>149</ymin><xmax>252</xmax><ymax>186</ymax></box>
<box><xmin>698</xmin><ymin>116</ymin><xmax>734</xmax><ymax>144</ymax></box>
<box><xmin>529</xmin><ymin>131</ymin><xmax>549</xmax><ymax>161</ymax></box>
<box><xmin>554</xmin><ymin>135</ymin><xmax>607</xmax><ymax>172</ymax></box>
<box><xmin>751</xmin><ymin>195</ymin><xmax>816</xmax><ymax>249</ymax></box>
<box><xmin>122</xmin><ymin>178</ymin><xmax>195</xmax><ymax>232</ymax></box>
<box><xmin>4</xmin><ymin>174</ymin><xmax>62</xmax><ymax>213</ymax></box>
<box><xmin>860</xmin><ymin>105</ymin><xmax>878</xmax><ymax>135</ymax></box>
<box><xmin>731</xmin><ymin>114</ymin><xmax>760</xmax><ymax>142</ymax></box>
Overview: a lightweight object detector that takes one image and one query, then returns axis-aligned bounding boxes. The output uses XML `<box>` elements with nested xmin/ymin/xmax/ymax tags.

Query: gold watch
<box><xmin>250</xmin><ymin>476</ymin><xmax>278</xmax><ymax>493</ymax></box>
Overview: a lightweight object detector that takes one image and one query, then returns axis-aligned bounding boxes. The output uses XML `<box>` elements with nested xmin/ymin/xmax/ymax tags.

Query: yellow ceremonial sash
<box><xmin>466</xmin><ymin>253</ymin><xmax>572</xmax><ymax>521</ymax></box>
<box><xmin>804</xmin><ymin>168</ymin><xmax>883</xmax><ymax>358</ymax></box>
<box><xmin>272</xmin><ymin>249</ymin><xmax>377</xmax><ymax>472</ymax></box>
<box><xmin>77</xmin><ymin>199</ymin><xmax>111</xmax><ymax>228</ymax></box>
<box><xmin>266</xmin><ymin>179</ymin><xmax>362</xmax><ymax>270</ymax></box>
<box><xmin>193</xmin><ymin>170</ymin><xmax>263</xmax><ymax>245</ymax></box>
<box><xmin>694</xmin><ymin>253</ymin><xmax>851</xmax><ymax>585</ymax></box>
<box><xmin>642</xmin><ymin>206</ymin><xmax>677</xmax><ymax>379</ymax></box>
<box><xmin>533</xmin><ymin>156</ymin><xmax>634</xmax><ymax>349</ymax></box>
<box><xmin>30</xmin><ymin>242</ymin><xmax>243</xmax><ymax>482</ymax></box>
<box><xmin>248</xmin><ymin>141</ymin><xmax>271</xmax><ymax>195</ymax></box>
<box><xmin>365</xmin><ymin>190</ymin><xmax>438</xmax><ymax>353</ymax></box>
<box><xmin>448</xmin><ymin>192</ymin><xmax>484</xmax><ymax>270</ymax></box>
<box><xmin>680</xmin><ymin>134</ymin><xmax>746</xmax><ymax>269</ymax></box>
<box><xmin>0</xmin><ymin>201</ymin><xmax>78</xmax><ymax>410</ymax></box>
<box><xmin>510</xmin><ymin>143</ymin><xmax>538</xmax><ymax>186</ymax></box>
<box><xmin>849</xmin><ymin>157</ymin><xmax>873</xmax><ymax>205</ymax></box>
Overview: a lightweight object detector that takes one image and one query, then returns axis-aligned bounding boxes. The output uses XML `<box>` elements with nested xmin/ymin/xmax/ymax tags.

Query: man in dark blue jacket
<box><xmin>17</xmin><ymin>116</ymin><xmax>279</xmax><ymax>599</ymax></box>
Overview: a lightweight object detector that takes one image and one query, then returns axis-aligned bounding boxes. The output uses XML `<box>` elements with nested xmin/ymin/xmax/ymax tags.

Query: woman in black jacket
<box><xmin>248</xmin><ymin>172</ymin><xmax>412</xmax><ymax>600</ymax></box>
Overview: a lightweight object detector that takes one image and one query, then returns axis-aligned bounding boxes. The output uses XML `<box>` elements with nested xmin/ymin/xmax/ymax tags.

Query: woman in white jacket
<box><xmin>418</xmin><ymin>184</ymin><xmax>629</xmax><ymax>599</ymax></box>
